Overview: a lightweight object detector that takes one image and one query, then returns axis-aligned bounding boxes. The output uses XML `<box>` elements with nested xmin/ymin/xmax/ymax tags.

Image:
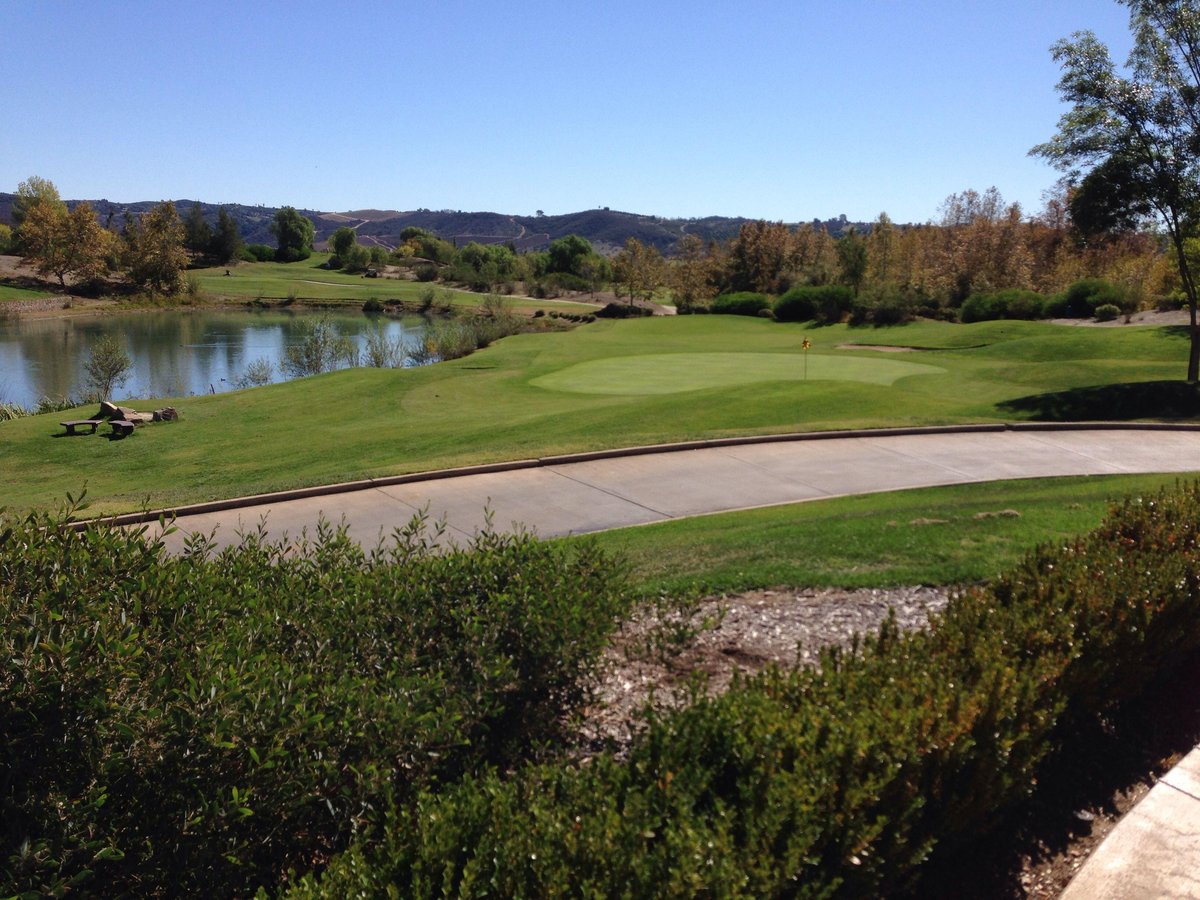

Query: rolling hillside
<box><xmin>0</xmin><ymin>193</ymin><xmax>871</xmax><ymax>256</ymax></box>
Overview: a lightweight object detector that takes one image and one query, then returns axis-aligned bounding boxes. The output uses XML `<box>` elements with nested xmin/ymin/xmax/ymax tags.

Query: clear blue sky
<box><xmin>2</xmin><ymin>0</ymin><xmax>1135</xmax><ymax>224</ymax></box>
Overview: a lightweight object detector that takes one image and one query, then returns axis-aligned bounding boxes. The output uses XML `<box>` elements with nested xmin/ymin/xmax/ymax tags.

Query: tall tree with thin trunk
<box><xmin>1032</xmin><ymin>0</ymin><xmax>1200</xmax><ymax>381</ymax></box>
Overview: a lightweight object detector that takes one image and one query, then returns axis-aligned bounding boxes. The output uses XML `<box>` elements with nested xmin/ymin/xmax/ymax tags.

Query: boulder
<box><xmin>152</xmin><ymin>407</ymin><xmax>178</xmax><ymax>422</ymax></box>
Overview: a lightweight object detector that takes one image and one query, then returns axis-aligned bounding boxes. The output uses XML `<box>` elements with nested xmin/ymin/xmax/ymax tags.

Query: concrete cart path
<box><xmin>156</xmin><ymin>427</ymin><xmax>1200</xmax><ymax>553</ymax></box>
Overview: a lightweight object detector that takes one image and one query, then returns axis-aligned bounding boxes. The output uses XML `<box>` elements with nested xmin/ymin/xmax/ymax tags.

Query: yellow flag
<box><xmin>802</xmin><ymin>337</ymin><xmax>811</xmax><ymax>351</ymax></box>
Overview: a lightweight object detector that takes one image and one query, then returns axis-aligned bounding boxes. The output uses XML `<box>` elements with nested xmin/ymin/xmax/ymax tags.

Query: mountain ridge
<box><xmin>0</xmin><ymin>194</ymin><xmax>872</xmax><ymax>255</ymax></box>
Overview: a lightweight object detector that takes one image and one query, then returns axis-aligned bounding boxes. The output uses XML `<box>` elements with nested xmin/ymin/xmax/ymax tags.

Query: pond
<box><xmin>0</xmin><ymin>308</ymin><xmax>428</xmax><ymax>408</ymax></box>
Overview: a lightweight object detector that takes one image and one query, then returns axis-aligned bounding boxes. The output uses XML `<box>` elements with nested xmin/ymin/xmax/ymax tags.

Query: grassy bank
<box><xmin>1</xmin><ymin>316</ymin><xmax>1195</xmax><ymax>514</ymax></box>
<box><xmin>570</xmin><ymin>473</ymin><xmax>1194</xmax><ymax>593</ymax></box>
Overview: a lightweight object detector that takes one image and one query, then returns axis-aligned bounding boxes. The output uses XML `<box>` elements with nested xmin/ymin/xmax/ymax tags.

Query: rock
<box><xmin>152</xmin><ymin>407</ymin><xmax>178</xmax><ymax>422</ymax></box>
<box><xmin>96</xmin><ymin>400</ymin><xmax>122</xmax><ymax>419</ymax></box>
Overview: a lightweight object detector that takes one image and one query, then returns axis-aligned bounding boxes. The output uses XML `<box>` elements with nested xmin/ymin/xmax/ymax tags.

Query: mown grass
<box><xmin>192</xmin><ymin>253</ymin><xmax>595</xmax><ymax>313</ymax></box>
<box><xmin>570</xmin><ymin>473</ymin><xmax>1194</xmax><ymax>593</ymax></box>
<box><xmin>1</xmin><ymin>316</ymin><xmax>1195</xmax><ymax>514</ymax></box>
<box><xmin>0</xmin><ymin>282</ymin><xmax>55</xmax><ymax>301</ymax></box>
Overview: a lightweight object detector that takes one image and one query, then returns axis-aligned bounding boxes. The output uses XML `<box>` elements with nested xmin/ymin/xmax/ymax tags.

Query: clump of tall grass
<box><xmin>409</xmin><ymin>295</ymin><xmax>525</xmax><ymax>364</ymax></box>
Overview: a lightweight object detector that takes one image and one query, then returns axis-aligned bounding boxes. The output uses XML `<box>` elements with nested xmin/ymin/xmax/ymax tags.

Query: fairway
<box><xmin>531</xmin><ymin>351</ymin><xmax>946</xmax><ymax>394</ymax></box>
<box><xmin>2</xmin><ymin>316</ymin><xmax>1195</xmax><ymax>515</ymax></box>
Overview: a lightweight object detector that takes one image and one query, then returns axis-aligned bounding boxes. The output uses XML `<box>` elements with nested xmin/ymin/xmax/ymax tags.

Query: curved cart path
<box><xmin>154</xmin><ymin>425</ymin><xmax>1200</xmax><ymax>552</ymax></box>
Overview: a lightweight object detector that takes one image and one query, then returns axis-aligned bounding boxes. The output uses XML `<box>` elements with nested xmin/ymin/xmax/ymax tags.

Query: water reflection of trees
<box><xmin>0</xmin><ymin>310</ymin><xmax>426</xmax><ymax>405</ymax></box>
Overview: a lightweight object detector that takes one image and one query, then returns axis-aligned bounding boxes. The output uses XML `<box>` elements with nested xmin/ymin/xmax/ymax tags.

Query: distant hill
<box><xmin>0</xmin><ymin>194</ymin><xmax>873</xmax><ymax>256</ymax></box>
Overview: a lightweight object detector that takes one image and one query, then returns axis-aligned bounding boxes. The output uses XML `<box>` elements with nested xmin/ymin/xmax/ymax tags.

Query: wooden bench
<box><xmin>60</xmin><ymin>418</ymin><xmax>106</xmax><ymax>436</ymax></box>
<box><xmin>109</xmin><ymin>419</ymin><xmax>136</xmax><ymax>437</ymax></box>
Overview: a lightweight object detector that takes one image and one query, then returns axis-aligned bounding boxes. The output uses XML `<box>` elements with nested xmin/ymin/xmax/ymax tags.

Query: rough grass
<box><xmin>1</xmin><ymin>316</ymin><xmax>1194</xmax><ymax>515</ymax></box>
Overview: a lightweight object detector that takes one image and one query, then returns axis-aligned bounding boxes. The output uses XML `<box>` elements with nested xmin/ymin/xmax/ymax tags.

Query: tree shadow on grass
<box><xmin>997</xmin><ymin>380</ymin><xmax>1200</xmax><ymax>421</ymax></box>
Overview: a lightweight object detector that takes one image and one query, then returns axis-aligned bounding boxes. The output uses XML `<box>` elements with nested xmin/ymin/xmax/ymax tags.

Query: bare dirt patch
<box><xmin>581</xmin><ymin>585</ymin><xmax>952</xmax><ymax>749</ymax></box>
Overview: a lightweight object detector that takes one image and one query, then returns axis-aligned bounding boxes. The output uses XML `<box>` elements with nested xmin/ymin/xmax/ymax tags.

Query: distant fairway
<box><xmin>531</xmin><ymin>351</ymin><xmax>946</xmax><ymax>394</ymax></box>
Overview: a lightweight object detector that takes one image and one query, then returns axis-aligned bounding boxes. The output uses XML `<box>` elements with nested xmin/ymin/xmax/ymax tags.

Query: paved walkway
<box><xmin>157</xmin><ymin>425</ymin><xmax>1200</xmax><ymax>552</ymax></box>
<box><xmin>150</xmin><ymin>425</ymin><xmax>1200</xmax><ymax>897</ymax></box>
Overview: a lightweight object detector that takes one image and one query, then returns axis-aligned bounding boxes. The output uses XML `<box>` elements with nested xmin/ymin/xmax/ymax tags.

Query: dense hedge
<box><xmin>0</xmin><ymin>508</ymin><xmax>629</xmax><ymax>897</ymax></box>
<box><xmin>293</xmin><ymin>482</ymin><xmax>1200</xmax><ymax>898</ymax></box>
<box><xmin>960</xmin><ymin>288</ymin><xmax>1046</xmax><ymax>323</ymax></box>
<box><xmin>774</xmin><ymin>284</ymin><xmax>854</xmax><ymax>323</ymax></box>
<box><xmin>710</xmin><ymin>292</ymin><xmax>771</xmax><ymax>317</ymax></box>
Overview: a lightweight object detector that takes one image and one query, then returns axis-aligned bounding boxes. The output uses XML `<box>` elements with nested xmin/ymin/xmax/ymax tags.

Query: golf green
<box><xmin>530</xmin><ymin>351</ymin><xmax>947</xmax><ymax>395</ymax></box>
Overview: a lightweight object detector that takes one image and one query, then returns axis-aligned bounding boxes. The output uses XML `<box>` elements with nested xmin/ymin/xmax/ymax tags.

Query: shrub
<box><xmin>1095</xmin><ymin>303</ymin><xmax>1122</xmax><ymax>322</ymax></box>
<box><xmin>960</xmin><ymin>289</ymin><xmax>1046</xmax><ymax>323</ymax></box>
<box><xmin>773</xmin><ymin>284</ymin><xmax>853</xmax><ymax>323</ymax></box>
<box><xmin>362</xmin><ymin>298</ymin><xmax>384</xmax><ymax>313</ymax></box>
<box><xmin>0</xmin><ymin>507</ymin><xmax>629</xmax><ymax>897</ymax></box>
<box><xmin>595</xmin><ymin>302</ymin><xmax>653</xmax><ymax>319</ymax></box>
<box><xmin>1051</xmin><ymin>278</ymin><xmax>1131</xmax><ymax>318</ymax></box>
<box><xmin>243</xmin><ymin>243</ymin><xmax>275</xmax><ymax>262</ymax></box>
<box><xmin>293</xmin><ymin>481</ymin><xmax>1200</xmax><ymax>898</ymax></box>
<box><xmin>710</xmin><ymin>292</ymin><xmax>770</xmax><ymax>317</ymax></box>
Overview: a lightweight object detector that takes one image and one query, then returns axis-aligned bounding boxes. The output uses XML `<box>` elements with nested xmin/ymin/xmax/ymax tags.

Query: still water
<box><xmin>0</xmin><ymin>309</ymin><xmax>428</xmax><ymax>408</ymax></box>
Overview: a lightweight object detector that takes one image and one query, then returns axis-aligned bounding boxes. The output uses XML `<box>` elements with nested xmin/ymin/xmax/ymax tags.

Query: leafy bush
<box><xmin>0</xmin><ymin>506</ymin><xmax>629</xmax><ymax>897</ymax></box>
<box><xmin>294</xmin><ymin>481</ymin><xmax>1200</xmax><ymax>898</ymax></box>
<box><xmin>595</xmin><ymin>302</ymin><xmax>653</xmax><ymax>319</ymax></box>
<box><xmin>243</xmin><ymin>243</ymin><xmax>275</xmax><ymax>262</ymax></box>
<box><xmin>960</xmin><ymin>289</ymin><xmax>1046</xmax><ymax>323</ymax></box>
<box><xmin>1047</xmin><ymin>278</ymin><xmax>1131</xmax><ymax>319</ymax></box>
<box><xmin>710</xmin><ymin>292</ymin><xmax>770</xmax><ymax>317</ymax></box>
<box><xmin>773</xmin><ymin>284</ymin><xmax>853</xmax><ymax>323</ymax></box>
<box><xmin>1095</xmin><ymin>303</ymin><xmax>1122</xmax><ymax>322</ymax></box>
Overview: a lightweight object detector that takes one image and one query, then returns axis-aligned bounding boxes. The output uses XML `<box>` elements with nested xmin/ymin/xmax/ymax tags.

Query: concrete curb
<box><xmin>1061</xmin><ymin>745</ymin><xmax>1200</xmax><ymax>899</ymax></box>
<box><xmin>82</xmin><ymin>421</ymin><xmax>1200</xmax><ymax>530</ymax></box>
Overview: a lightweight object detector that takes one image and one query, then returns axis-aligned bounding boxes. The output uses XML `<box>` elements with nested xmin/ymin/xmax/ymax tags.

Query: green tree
<box><xmin>83</xmin><ymin>334</ymin><xmax>133</xmax><ymax>400</ymax></box>
<box><xmin>271</xmin><ymin>206</ymin><xmax>315</xmax><ymax>263</ymax></box>
<box><xmin>124</xmin><ymin>201</ymin><xmax>188</xmax><ymax>293</ymax></box>
<box><xmin>184</xmin><ymin>202</ymin><xmax>212</xmax><ymax>254</ymax></box>
<box><xmin>210</xmin><ymin>207</ymin><xmax>243</xmax><ymax>264</ymax></box>
<box><xmin>1032</xmin><ymin>0</ymin><xmax>1200</xmax><ymax>380</ymax></box>
<box><xmin>12</xmin><ymin>175</ymin><xmax>64</xmax><ymax>228</ymax></box>
<box><xmin>0</xmin><ymin>223</ymin><xmax>12</xmax><ymax>254</ymax></box>
<box><xmin>329</xmin><ymin>226</ymin><xmax>356</xmax><ymax>261</ymax></box>
<box><xmin>546</xmin><ymin>234</ymin><xmax>593</xmax><ymax>275</ymax></box>
<box><xmin>836</xmin><ymin>228</ymin><xmax>868</xmax><ymax>294</ymax></box>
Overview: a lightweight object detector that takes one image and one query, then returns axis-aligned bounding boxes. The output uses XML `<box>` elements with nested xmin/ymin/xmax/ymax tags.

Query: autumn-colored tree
<box><xmin>124</xmin><ymin>201</ymin><xmax>188</xmax><ymax>294</ymax></box>
<box><xmin>865</xmin><ymin>213</ymin><xmax>897</xmax><ymax>286</ymax></box>
<box><xmin>727</xmin><ymin>220</ymin><xmax>795</xmax><ymax>293</ymax></box>
<box><xmin>668</xmin><ymin>234</ymin><xmax>717</xmax><ymax>312</ymax></box>
<box><xmin>613</xmin><ymin>237</ymin><xmax>664</xmax><ymax>306</ymax></box>
<box><xmin>21</xmin><ymin>201</ymin><xmax>113</xmax><ymax>288</ymax></box>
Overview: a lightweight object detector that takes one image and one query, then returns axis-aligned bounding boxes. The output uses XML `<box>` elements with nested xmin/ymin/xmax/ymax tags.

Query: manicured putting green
<box><xmin>530</xmin><ymin>351</ymin><xmax>946</xmax><ymax>395</ymax></box>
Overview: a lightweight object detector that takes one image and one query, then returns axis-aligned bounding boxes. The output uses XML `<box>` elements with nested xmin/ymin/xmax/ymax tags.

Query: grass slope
<box><xmin>2</xmin><ymin>316</ymin><xmax>1194</xmax><ymax>514</ymax></box>
<box><xmin>571</xmin><ymin>473</ymin><xmax>1192</xmax><ymax>592</ymax></box>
